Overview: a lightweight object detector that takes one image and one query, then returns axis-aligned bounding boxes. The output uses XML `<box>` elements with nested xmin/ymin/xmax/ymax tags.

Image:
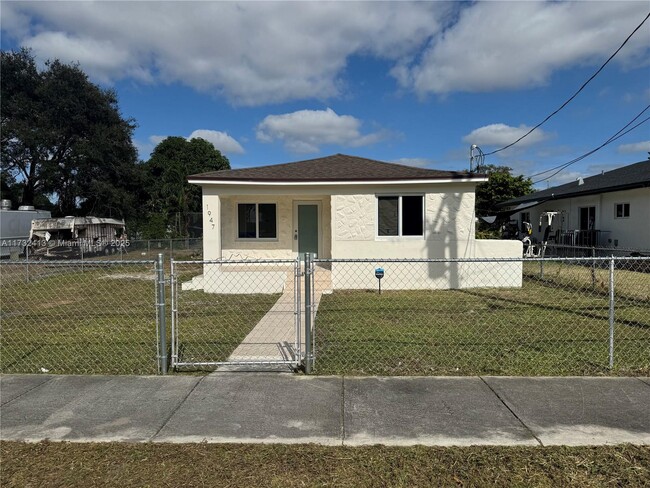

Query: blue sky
<box><xmin>2</xmin><ymin>1</ymin><xmax>649</xmax><ymax>188</ymax></box>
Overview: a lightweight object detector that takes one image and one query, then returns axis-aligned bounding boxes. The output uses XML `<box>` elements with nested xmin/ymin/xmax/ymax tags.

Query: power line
<box><xmin>528</xmin><ymin>103</ymin><xmax>650</xmax><ymax>179</ymax></box>
<box><xmin>484</xmin><ymin>11</ymin><xmax>650</xmax><ymax>157</ymax></box>
<box><xmin>531</xmin><ymin>105</ymin><xmax>650</xmax><ymax>185</ymax></box>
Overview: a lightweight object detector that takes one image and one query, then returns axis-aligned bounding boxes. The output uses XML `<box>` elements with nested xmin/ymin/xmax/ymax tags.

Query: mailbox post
<box><xmin>375</xmin><ymin>267</ymin><xmax>384</xmax><ymax>294</ymax></box>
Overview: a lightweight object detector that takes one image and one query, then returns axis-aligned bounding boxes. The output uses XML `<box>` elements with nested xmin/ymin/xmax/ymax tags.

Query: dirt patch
<box><xmin>101</xmin><ymin>273</ymin><xmax>155</xmax><ymax>281</ymax></box>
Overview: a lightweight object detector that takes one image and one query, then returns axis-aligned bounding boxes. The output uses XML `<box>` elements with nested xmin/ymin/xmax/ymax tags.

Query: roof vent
<box><xmin>577</xmin><ymin>177</ymin><xmax>584</xmax><ymax>186</ymax></box>
<box><xmin>1</xmin><ymin>199</ymin><xmax>11</xmax><ymax>211</ymax></box>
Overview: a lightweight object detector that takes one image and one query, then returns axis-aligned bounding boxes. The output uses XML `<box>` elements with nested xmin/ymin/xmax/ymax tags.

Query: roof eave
<box><xmin>498</xmin><ymin>180</ymin><xmax>650</xmax><ymax>208</ymax></box>
<box><xmin>188</xmin><ymin>176</ymin><xmax>488</xmax><ymax>186</ymax></box>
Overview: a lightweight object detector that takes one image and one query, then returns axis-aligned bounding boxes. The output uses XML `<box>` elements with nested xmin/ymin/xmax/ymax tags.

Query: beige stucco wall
<box><xmin>516</xmin><ymin>187</ymin><xmax>650</xmax><ymax>252</ymax></box>
<box><xmin>199</xmin><ymin>181</ymin><xmax>522</xmax><ymax>290</ymax></box>
<box><xmin>329</xmin><ymin>185</ymin><xmax>521</xmax><ymax>289</ymax></box>
<box><xmin>331</xmin><ymin>185</ymin><xmax>478</xmax><ymax>259</ymax></box>
<box><xmin>202</xmin><ymin>191</ymin><xmax>331</xmax><ymax>260</ymax></box>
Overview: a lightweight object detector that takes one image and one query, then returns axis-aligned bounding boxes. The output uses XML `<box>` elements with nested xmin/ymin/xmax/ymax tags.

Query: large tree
<box><xmin>475</xmin><ymin>165</ymin><xmax>533</xmax><ymax>237</ymax></box>
<box><xmin>144</xmin><ymin>137</ymin><xmax>230</xmax><ymax>237</ymax></box>
<box><xmin>1</xmin><ymin>49</ymin><xmax>140</xmax><ymax>218</ymax></box>
<box><xmin>475</xmin><ymin>165</ymin><xmax>533</xmax><ymax>217</ymax></box>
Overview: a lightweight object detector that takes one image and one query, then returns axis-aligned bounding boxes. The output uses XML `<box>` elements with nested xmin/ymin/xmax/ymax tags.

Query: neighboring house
<box><xmin>498</xmin><ymin>160</ymin><xmax>650</xmax><ymax>253</ymax></box>
<box><xmin>188</xmin><ymin>154</ymin><xmax>522</xmax><ymax>291</ymax></box>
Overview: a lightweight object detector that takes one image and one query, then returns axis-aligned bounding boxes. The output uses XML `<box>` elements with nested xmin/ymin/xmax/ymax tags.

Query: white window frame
<box><xmin>236</xmin><ymin>202</ymin><xmax>278</xmax><ymax>241</ymax></box>
<box><xmin>614</xmin><ymin>203</ymin><xmax>630</xmax><ymax>219</ymax></box>
<box><xmin>375</xmin><ymin>194</ymin><xmax>425</xmax><ymax>239</ymax></box>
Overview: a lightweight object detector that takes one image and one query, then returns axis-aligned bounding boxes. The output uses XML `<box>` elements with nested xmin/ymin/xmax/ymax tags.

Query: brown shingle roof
<box><xmin>189</xmin><ymin>154</ymin><xmax>481</xmax><ymax>182</ymax></box>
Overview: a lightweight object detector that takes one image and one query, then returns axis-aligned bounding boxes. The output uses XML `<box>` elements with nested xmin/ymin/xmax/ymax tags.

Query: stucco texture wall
<box><xmin>209</xmin><ymin>194</ymin><xmax>332</xmax><ymax>260</ymax></box>
<box><xmin>330</xmin><ymin>187</ymin><xmax>521</xmax><ymax>289</ymax></box>
<box><xmin>331</xmin><ymin>187</ymin><xmax>479</xmax><ymax>259</ymax></box>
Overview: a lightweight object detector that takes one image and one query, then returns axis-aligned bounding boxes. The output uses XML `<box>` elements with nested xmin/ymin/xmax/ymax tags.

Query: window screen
<box><xmin>378</xmin><ymin>197</ymin><xmax>399</xmax><ymax>236</ymax></box>
<box><xmin>238</xmin><ymin>203</ymin><xmax>256</xmax><ymax>238</ymax></box>
<box><xmin>377</xmin><ymin>195</ymin><xmax>424</xmax><ymax>237</ymax></box>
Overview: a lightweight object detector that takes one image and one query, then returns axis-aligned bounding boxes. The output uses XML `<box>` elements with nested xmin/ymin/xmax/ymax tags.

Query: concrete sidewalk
<box><xmin>1</xmin><ymin>374</ymin><xmax>648</xmax><ymax>446</ymax></box>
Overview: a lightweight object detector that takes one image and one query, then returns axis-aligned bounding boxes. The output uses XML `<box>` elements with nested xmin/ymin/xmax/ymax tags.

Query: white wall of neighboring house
<box><xmin>515</xmin><ymin>187</ymin><xmax>650</xmax><ymax>252</ymax></box>
<box><xmin>195</xmin><ymin>181</ymin><xmax>522</xmax><ymax>292</ymax></box>
<box><xmin>600</xmin><ymin>188</ymin><xmax>650</xmax><ymax>250</ymax></box>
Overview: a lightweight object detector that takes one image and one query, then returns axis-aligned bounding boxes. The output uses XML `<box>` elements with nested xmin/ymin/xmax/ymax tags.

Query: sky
<box><xmin>2</xmin><ymin>1</ymin><xmax>649</xmax><ymax>189</ymax></box>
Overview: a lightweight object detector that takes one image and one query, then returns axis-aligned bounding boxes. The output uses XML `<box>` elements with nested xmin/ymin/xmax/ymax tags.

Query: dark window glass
<box><xmin>258</xmin><ymin>204</ymin><xmax>277</xmax><ymax>238</ymax></box>
<box><xmin>238</xmin><ymin>203</ymin><xmax>256</xmax><ymax>238</ymax></box>
<box><xmin>402</xmin><ymin>196</ymin><xmax>423</xmax><ymax>236</ymax></box>
<box><xmin>616</xmin><ymin>203</ymin><xmax>630</xmax><ymax>218</ymax></box>
<box><xmin>378</xmin><ymin>197</ymin><xmax>399</xmax><ymax>236</ymax></box>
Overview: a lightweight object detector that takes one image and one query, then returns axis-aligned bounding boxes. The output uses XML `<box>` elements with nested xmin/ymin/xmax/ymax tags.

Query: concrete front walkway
<box><xmin>225</xmin><ymin>265</ymin><xmax>331</xmax><ymax>365</ymax></box>
<box><xmin>1</xmin><ymin>374</ymin><xmax>649</xmax><ymax>446</ymax></box>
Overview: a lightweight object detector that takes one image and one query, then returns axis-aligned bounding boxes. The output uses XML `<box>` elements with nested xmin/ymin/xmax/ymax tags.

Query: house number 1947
<box><xmin>206</xmin><ymin>204</ymin><xmax>215</xmax><ymax>229</ymax></box>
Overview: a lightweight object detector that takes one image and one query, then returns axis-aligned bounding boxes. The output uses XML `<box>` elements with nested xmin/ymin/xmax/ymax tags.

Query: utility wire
<box><xmin>531</xmin><ymin>107</ymin><xmax>650</xmax><ymax>185</ymax></box>
<box><xmin>528</xmin><ymin>103</ymin><xmax>650</xmax><ymax>179</ymax></box>
<box><xmin>484</xmin><ymin>11</ymin><xmax>650</xmax><ymax>157</ymax></box>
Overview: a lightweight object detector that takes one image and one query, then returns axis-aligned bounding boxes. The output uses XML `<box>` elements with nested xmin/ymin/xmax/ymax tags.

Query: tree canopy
<box><xmin>1</xmin><ymin>48</ymin><xmax>140</xmax><ymax>218</ymax></box>
<box><xmin>142</xmin><ymin>137</ymin><xmax>230</xmax><ymax>237</ymax></box>
<box><xmin>474</xmin><ymin>165</ymin><xmax>534</xmax><ymax>238</ymax></box>
<box><xmin>475</xmin><ymin>165</ymin><xmax>534</xmax><ymax>218</ymax></box>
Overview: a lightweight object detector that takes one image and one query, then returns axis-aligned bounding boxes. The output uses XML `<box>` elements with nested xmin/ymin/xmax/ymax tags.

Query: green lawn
<box><xmin>174</xmin><ymin>290</ymin><xmax>280</xmax><ymax>367</ymax></box>
<box><xmin>314</xmin><ymin>266</ymin><xmax>650</xmax><ymax>376</ymax></box>
<box><xmin>1</xmin><ymin>265</ymin><xmax>159</xmax><ymax>375</ymax></box>
<box><xmin>2</xmin><ymin>260</ymin><xmax>648</xmax><ymax>376</ymax></box>
<box><xmin>2</xmin><ymin>442</ymin><xmax>649</xmax><ymax>488</ymax></box>
<box><xmin>0</xmin><ymin>264</ymin><xmax>279</xmax><ymax>375</ymax></box>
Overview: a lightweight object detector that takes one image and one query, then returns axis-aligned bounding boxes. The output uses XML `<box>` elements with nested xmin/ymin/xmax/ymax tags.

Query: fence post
<box><xmin>608</xmin><ymin>256</ymin><xmax>615</xmax><ymax>369</ymax></box>
<box><xmin>591</xmin><ymin>247</ymin><xmax>596</xmax><ymax>287</ymax></box>
<box><xmin>304</xmin><ymin>252</ymin><xmax>313</xmax><ymax>374</ymax></box>
<box><xmin>294</xmin><ymin>258</ymin><xmax>302</xmax><ymax>368</ymax></box>
<box><xmin>25</xmin><ymin>244</ymin><xmax>30</xmax><ymax>283</ymax></box>
<box><xmin>156</xmin><ymin>253</ymin><xmax>168</xmax><ymax>374</ymax></box>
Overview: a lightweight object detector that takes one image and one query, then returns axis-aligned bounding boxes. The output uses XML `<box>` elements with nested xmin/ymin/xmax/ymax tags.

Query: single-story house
<box><xmin>497</xmin><ymin>160</ymin><xmax>650</xmax><ymax>254</ymax></box>
<box><xmin>188</xmin><ymin>154</ymin><xmax>522</xmax><ymax>291</ymax></box>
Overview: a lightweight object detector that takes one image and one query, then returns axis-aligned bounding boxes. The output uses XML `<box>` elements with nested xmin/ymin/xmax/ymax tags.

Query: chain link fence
<box><xmin>0</xmin><ymin>238</ymin><xmax>203</xmax><ymax>262</ymax></box>
<box><xmin>0</xmin><ymin>259</ymin><xmax>161</xmax><ymax>375</ymax></box>
<box><xmin>310</xmin><ymin>256</ymin><xmax>650</xmax><ymax>376</ymax></box>
<box><xmin>1</xmin><ymin>255</ymin><xmax>647</xmax><ymax>377</ymax></box>
<box><xmin>170</xmin><ymin>259</ymin><xmax>301</xmax><ymax>371</ymax></box>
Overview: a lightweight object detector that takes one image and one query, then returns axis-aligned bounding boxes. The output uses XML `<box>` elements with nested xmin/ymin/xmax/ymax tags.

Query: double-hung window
<box><xmin>238</xmin><ymin>203</ymin><xmax>277</xmax><ymax>239</ymax></box>
<box><xmin>377</xmin><ymin>195</ymin><xmax>424</xmax><ymax>237</ymax></box>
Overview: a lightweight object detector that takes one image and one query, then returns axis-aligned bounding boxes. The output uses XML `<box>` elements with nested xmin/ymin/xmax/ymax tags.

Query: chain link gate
<box><xmin>170</xmin><ymin>258</ymin><xmax>304</xmax><ymax>371</ymax></box>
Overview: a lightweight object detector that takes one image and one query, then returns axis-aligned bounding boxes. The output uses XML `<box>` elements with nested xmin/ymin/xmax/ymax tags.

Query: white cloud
<box><xmin>149</xmin><ymin>135</ymin><xmax>166</xmax><ymax>146</ymax></box>
<box><xmin>1</xmin><ymin>2</ymin><xmax>449</xmax><ymax>105</ymax></box>
<box><xmin>3</xmin><ymin>1</ymin><xmax>647</xmax><ymax>104</ymax></box>
<box><xmin>136</xmin><ymin>132</ymin><xmax>244</xmax><ymax>159</ymax></box>
<box><xmin>617</xmin><ymin>140</ymin><xmax>650</xmax><ymax>154</ymax></box>
<box><xmin>463</xmin><ymin>124</ymin><xmax>548</xmax><ymax>148</ymax></box>
<box><xmin>187</xmin><ymin>130</ymin><xmax>244</xmax><ymax>154</ymax></box>
<box><xmin>256</xmin><ymin>108</ymin><xmax>387</xmax><ymax>153</ymax></box>
<box><xmin>400</xmin><ymin>2</ymin><xmax>650</xmax><ymax>96</ymax></box>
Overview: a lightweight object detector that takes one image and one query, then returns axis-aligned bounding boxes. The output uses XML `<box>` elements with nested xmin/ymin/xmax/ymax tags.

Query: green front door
<box><xmin>298</xmin><ymin>204</ymin><xmax>319</xmax><ymax>258</ymax></box>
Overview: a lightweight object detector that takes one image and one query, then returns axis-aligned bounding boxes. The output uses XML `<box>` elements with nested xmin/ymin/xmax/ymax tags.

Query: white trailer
<box><xmin>0</xmin><ymin>201</ymin><xmax>52</xmax><ymax>258</ymax></box>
